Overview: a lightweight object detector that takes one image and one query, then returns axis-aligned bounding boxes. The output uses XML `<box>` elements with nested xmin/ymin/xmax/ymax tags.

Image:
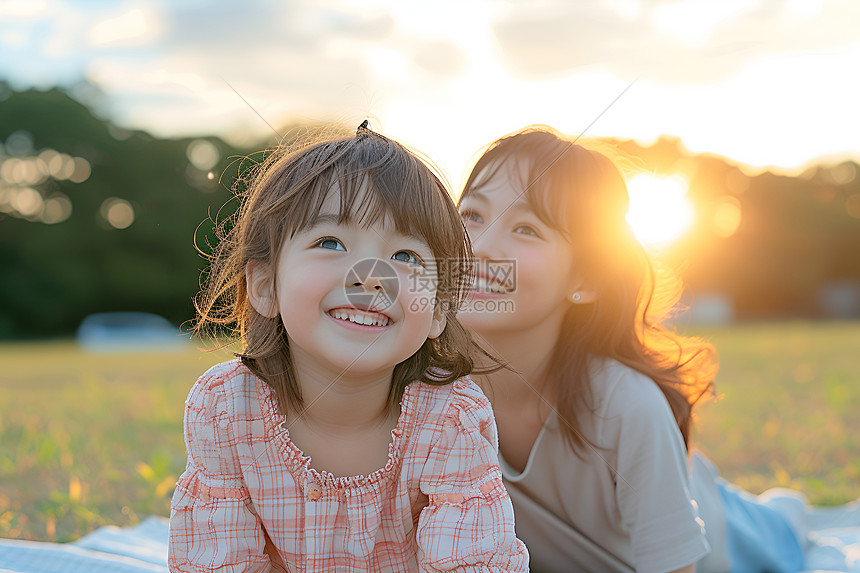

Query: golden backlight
<box><xmin>626</xmin><ymin>175</ymin><xmax>694</xmax><ymax>248</ymax></box>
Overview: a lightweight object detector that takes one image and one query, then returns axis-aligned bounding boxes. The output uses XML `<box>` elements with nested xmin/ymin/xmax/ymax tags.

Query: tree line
<box><xmin>1</xmin><ymin>85</ymin><xmax>858</xmax><ymax>339</ymax></box>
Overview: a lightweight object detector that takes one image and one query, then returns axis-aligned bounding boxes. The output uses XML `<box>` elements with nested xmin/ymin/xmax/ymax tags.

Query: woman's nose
<box><xmin>468</xmin><ymin>222</ymin><xmax>503</xmax><ymax>260</ymax></box>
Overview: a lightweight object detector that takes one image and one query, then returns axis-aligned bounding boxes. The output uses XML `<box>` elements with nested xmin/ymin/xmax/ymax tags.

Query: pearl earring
<box><xmin>570</xmin><ymin>292</ymin><xmax>582</xmax><ymax>303</ymax></box>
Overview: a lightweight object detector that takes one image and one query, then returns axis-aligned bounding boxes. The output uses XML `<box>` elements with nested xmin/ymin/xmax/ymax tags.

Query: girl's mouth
<box><xmin>327</xmin><ymin>308</ymin><xmax>391</xmax><ymax>328</ymax></box>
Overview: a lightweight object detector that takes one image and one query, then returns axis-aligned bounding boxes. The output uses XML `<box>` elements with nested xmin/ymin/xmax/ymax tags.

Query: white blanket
<box><xmin>0</xmin><ymin>513</ymin><xmax>858</xmax><ymax>572</ymax></box>
<box><xmin>0</xmin><ymin>517</ymin><xmax>168</xmax><ymax>573</ymax></box>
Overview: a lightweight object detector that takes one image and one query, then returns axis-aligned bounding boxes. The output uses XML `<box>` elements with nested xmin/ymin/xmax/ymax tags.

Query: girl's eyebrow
<box><xmin>307</xmin><ymin>213</ymin><xmax>340</xmax><ymax>229</ymax></box>
<box><xmin>306</xmin><ymin>212</ymin><xmax>429</xmax><ymax>250</ymax></box>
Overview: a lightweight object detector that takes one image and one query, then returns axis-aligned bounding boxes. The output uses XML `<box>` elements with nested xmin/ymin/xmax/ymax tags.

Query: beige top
<box><xmin>499</xmin><ymin>358</ymin><xmax>711</xmax><ymax>573</ymax></box>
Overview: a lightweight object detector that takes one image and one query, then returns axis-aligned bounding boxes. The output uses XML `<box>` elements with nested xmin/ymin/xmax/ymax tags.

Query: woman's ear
<box><xmin>246</xmin><ymin>259</ymin><xmax>279</xmax><ymax>318</ymax></box>
<box><xmin>569</xmin><ymin>278</ymin><xmax>598</xmax><ymax>304</ymax></box>
<box><xmin>427</xmin><ymin>304</ymin><xmax>448</xmax><ymax>339</ymax></box>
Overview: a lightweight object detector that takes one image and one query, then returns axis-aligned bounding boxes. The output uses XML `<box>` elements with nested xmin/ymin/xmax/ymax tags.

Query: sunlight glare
<box><xmin>712</xmin><ymin>195</ymin><xmax>742</xmax><ymax>238</ymax></box>
<box><xmin>626</xmin><ymin>175</ymin><xmax>694</xmax><ymax>248</ymax></box>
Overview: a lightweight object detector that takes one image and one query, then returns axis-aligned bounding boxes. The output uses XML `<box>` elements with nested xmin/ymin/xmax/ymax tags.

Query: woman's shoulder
<box><xmin>587</xmin><ymin>357</ymin><xmax>674</xmax><ymax>419</ymax></box>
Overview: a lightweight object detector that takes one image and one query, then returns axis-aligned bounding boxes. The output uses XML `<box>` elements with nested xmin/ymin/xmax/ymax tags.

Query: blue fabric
<box><xmin>718</xmin><ymin>482</ymin><xmax>805</xmax><ymax>573</ymax></box>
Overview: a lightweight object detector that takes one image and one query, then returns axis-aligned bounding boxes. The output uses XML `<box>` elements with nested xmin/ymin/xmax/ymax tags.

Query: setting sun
<box><xmin>626</xmin><ymin>174</ymin><xmax>694</xmax><ymax>248</ymax></box>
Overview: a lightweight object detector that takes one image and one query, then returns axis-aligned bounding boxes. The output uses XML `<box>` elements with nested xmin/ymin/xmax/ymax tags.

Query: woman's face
<box><xmin>457</xmin><ymin>159</ymin><xmax>581</xmax><ymax>338</ymax></box>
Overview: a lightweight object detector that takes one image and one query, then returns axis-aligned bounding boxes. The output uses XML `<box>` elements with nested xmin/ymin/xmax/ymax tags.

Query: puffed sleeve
<box><xmin>168</xmin><ymin>365</ymin><xmax>271</xmax><ymax>572</ymax></box>
<box><xmin>416</xmin><ymin>379</ymin><xmax>529</xmax><ymax>572</ymax></box>
<box><xmin>607</xmin><ymin>370</ymin><xmax>710</xmax><ymax>573</ymax></box>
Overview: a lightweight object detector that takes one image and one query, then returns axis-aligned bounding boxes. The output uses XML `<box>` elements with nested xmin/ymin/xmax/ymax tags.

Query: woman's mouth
<box><xmin>472</xmin><ymin>276</ymin><xmax>513</xmax><ymax>294</ymax></box>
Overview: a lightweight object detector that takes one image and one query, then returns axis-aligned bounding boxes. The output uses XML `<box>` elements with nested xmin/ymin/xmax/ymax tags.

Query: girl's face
<box><xmin>247</xmin><ymin>192</ymin><xmax>446</xmax><ymax>380</ymax></box>
<box><xmin>457</xmin><ymin>160</ymin><xmax>581</xmax><ymax>337</ymax></box>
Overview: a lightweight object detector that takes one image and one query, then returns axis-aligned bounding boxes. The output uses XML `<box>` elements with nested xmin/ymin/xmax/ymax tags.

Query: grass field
<box><xmin>1</xmin><ymin>321</ymin><xmax>859</xmax><ymax>542</ymax></box>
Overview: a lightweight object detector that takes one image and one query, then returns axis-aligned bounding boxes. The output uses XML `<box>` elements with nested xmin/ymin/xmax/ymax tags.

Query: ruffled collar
<box><xmin>255</xmin><ymin>369</ymin><xmax>417</xmax><ymax>492</ymax></box>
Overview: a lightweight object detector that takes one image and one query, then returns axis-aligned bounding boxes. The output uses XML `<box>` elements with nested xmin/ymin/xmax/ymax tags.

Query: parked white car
<box><xmin>76</xmin><ymin>312</ymin><xmax>188</xmax><ymax>352</ymax></box>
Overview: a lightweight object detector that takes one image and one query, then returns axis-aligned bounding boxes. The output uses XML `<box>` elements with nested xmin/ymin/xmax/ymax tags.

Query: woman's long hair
<box><xmin>460</xmin><ymin>126</ymin><xmax>717</xmax><ymax>450</ymax></box>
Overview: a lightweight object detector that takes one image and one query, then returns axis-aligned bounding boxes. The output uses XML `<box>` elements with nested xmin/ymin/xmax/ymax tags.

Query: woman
<box><xmin>456</xmin><ymin>126</ymin><xmax>806</xmax><ymax>573</ymax></box>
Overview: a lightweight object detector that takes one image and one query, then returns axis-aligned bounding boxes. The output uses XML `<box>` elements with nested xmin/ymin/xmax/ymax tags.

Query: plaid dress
<box><xmin>168</xmin><ymin>360</ymin><xmax>528</xmax><ymax>572</ymax></box>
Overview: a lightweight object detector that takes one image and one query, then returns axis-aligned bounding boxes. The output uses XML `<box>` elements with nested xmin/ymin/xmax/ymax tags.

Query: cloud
<box><xmin>6</xmin><ymin>0</ymin><xmax>856</xmax><ymax>173</ymax></box>
<box><xmin>73</xmin><ymin>0</ymin><xmax>475</xmax><ymax>139</ymax></box>
<box><xmin>0</xmin><ymin>0</ymin><xmax>470</xmax><ymax>133</ymax></box>
<box><xmin>55</xmin><ymin>1</ymin><xmax>465</xmax><ymax>142</ymax></box>
<box><xmin>87</xmin><ymin>4</ymin><xmax>165</xmax><ymax>48</ymax></box>
<box><xmin>490</xmin><ymin>0</ymin><xmax>860</xmax><ymax>84</ymax></box>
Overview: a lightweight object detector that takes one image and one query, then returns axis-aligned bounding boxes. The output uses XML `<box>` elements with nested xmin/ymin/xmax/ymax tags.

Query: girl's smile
<box><xmin>327</xmin><ymin>306</ymin><xmax>392</xmax><ymax>330</ymax></box>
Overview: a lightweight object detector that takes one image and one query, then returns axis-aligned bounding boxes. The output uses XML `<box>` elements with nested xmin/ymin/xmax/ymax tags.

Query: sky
<box><xmin>2</xmin><ymin>0</ymin><xmax>859</xmax><ymax>187</ymax></box>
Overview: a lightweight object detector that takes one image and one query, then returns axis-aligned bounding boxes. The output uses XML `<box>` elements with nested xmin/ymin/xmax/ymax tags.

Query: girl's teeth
<box><xmin>331</xmin><ymin>310</ymin><xmax>388</xmax><ymax>327</ymax></box>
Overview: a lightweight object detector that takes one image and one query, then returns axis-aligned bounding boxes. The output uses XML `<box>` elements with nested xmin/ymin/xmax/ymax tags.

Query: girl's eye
<box><xmin>514</xmin><ymin>225</ymin><xmax>539</xmax><ymax>237</ymax></box>
<box><xmin>392</xmin><ymin>250</ymin><xmax>424</xmax><ymax>266</ymax></box>
<box><xmin>460</xmin><ymin>209</ymin><xmax>483</xmax><ymax>224</ymax></box>
<box><xmin>315</xmin><ymin>237</ymin><xmax>345</xmax><ymax>251</ymax></box>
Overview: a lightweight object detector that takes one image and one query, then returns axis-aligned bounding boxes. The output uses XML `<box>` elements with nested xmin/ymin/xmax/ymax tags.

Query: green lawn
<box><xmin>692</xmin><ymin>320</ymin><xmax>860</xmax><ymax>505</ymax></box>
<box><xmin>1</xmin><ymin>321</ymin><xmax>859</xmax><ymax>542</ymax></box>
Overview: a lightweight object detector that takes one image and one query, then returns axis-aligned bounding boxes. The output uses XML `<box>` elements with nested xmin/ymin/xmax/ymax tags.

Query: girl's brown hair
<box><xmin>460</xmin><ymin>125</ymin><xmax>717</xmax><ymax>449</ymax></box>
<box><xmin>196</xmin><ymin>126</ymin><xmax>476</xmax><ymax>415</ymax></box>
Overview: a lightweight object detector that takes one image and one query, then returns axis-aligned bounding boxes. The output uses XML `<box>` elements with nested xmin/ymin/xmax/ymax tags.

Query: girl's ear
<box><xmin>246</xmin><ymin>260</ymin><xmax>279</xmax><ymax>318</ymax></box>
<box><xmin>427</xmin><ymin>305</ymin><xmax>447</xmax><ymax>339</ymax></box>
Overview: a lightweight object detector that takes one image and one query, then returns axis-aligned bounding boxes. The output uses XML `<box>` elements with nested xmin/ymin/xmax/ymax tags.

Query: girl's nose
<box><xmin>353</xmin><ymin>276</ymin><xmax>384</xmax><ymax>291</ymax></box>
<box><xmin>346</xmin><ymin>258</ymin><xmax>398</xmax><ymax>294</ymax></box>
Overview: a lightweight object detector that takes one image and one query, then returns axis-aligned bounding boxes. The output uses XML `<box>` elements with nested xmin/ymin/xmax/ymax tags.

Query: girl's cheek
<box><xmin>280</xmin><ymin>267</ymin><xmax>337</xmax><ymax>302</ymax></box>
<box><xmin>400</xmin><ymin>285</ymin><xmax>433</xmax><ymax>317</ymax></box>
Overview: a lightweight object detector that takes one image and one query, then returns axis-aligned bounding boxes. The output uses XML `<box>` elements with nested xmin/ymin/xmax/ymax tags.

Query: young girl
<box><xmin>456</xmin><ymin>126</ymin><xmax>808</xmax><ymax>573</ymax></box>
<box><xmin>168</xmin><ymin>124</ymin><xmax>529</xmax><ymax>572</ymax></box>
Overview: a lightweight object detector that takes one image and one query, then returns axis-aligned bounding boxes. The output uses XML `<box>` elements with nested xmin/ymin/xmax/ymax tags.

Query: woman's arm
<box><xmin>605</xmin><ymin>368</ymin><xmax>710</xmax><ymax>572</ymax></box>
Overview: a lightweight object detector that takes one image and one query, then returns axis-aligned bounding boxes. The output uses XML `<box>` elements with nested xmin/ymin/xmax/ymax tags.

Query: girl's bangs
<box><xmin>293</xmin><ymin>140</ymin><xmax>458</xmax><ymax>257</ymax></box>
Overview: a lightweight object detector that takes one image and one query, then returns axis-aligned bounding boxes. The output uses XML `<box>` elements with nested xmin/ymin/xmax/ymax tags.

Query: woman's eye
<box><xmin>514</xmin><ymin>225</ymin><xmax>539</xmax><ymax>237</ymax></box>
<box><xmin>460</xmin><ymin>209</ymin><xmax>483</xmax><ymax>224</ymax></box>
<box><xmin>392</xmin><ymin>250</ymin><xmax>424</xmax><ymax>266</ymax></box>
<box><xmin>315</xmin><ymin>237</ymin><xmax>345</xmax><ymax>251</ymax></box>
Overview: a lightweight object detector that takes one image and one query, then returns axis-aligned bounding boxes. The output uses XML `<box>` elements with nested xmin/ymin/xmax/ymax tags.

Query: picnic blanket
<box><xmin>802</xmin><ymin>499</ymin><xmax>860</xmax><ymax>572</ymax></box>
<box><xmin>0</xmin><ymin>511</ymin><xmax>859</xmax><ymax>572</ymax></box>
<box><xmin>0</xmin><ymin>516</ymin><xmax>168</xmax><ymax>573</ymax></box>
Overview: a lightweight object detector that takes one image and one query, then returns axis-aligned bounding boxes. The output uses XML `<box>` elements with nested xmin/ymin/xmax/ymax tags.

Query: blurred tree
<box><xmin>0</xmin><ymin>85</ymin><xmax>245</xmax><ymax>338</ymax></box>
<box><xmin>614</xmin><ymin>137</ymin><xmax>860</xmax><ymax>319</ymax></box>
